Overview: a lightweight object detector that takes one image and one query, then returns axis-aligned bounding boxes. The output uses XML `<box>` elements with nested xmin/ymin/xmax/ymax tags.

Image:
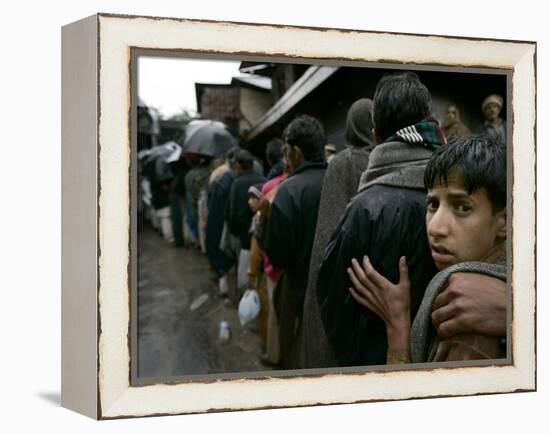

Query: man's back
<box><xmin>206</xmin><ymin>170</ymin><xmax>236</xmax><ymax>276</ymax></box>
<box><xmin>316</xmin><ymin>71</ymin><xmax>444</xmax><ymax>366</ymax></box>
<box><xmin>266</xmin><ymin>161</ymin><xmax>327</xmax><ymax>311</ymax></box>
<box><xmin>317</xmin><ymin>183</ymin><xmax>437</xmax><ymax>366</ymax></box>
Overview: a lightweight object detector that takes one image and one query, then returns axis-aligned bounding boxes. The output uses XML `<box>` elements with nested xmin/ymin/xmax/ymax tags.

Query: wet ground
<box><xmin>137</xmin><ymin>226</ymin><xmax>271</xmax><ymax>379</ymax></box>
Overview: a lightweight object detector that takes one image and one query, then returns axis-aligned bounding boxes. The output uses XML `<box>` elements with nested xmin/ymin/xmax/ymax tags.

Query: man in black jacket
<box><xmin>205</xmin><ymin>147</ymin><xmax>238</xmax><ymax>284</ymax></box>
<box><xmin>226</xmin><ymin>149</ymin><xmax>266</xmax><ymax>293</ymax></box>
<box><xmin>317</xmin><ymin>72</ymin><xmax>443</xmax><ymax>366</ymax></box>
<box><xmin>264</xmin><ymin>115</ymin><xmax>327</xmax><ymax>368</ymax></box>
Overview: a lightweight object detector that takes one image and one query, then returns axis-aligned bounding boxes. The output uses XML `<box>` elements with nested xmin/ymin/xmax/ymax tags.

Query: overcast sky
<box><xmin>138</xmin><ymin>56</ymin><xmax>242</xmax><ymax>118</ymax></box>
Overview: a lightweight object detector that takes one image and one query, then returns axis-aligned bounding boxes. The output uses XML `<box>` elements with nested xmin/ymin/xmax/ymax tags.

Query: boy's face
<box><xmin>426</xmin><ymin>171</ymin><xmax>506</xmax><ymax>270</ymax></box>
<box><xmin>248</xmin><ymin>195</ymin><xmax>260</xmax><ymax>212</ymax></box>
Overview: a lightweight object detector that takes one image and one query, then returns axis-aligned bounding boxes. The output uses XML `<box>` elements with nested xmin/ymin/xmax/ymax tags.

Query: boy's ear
<box><xmin>495</xmin><ymin>208</ymin><xmax>507</xmax><ymax>238</ymax></box>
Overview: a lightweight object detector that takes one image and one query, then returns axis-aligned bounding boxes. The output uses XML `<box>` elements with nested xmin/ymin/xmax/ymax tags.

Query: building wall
<box><xmin>238</xmin><ymin>87</ymin><xmax>273</xmax><ymax>134</ymax></box>
<box><xmin>270</xmin><ymin>64</ymin><xmax>309</xmax><ymax>101</ymax></box>
<box><xmin>310</xmin><ymin>67</ymin><xmax>507</xmax><ymax>148</ymax></box>
<box><xmin>248</xmin><ymin>66</ymin><xmax>506</xmax><ymax>156</ymax></box>
<box><xmin>426</xmin><ymin>71</ymin><xmax>507</xmax><ymax>132</ymax></box>
<box><xmin>200</xmin><ymin>86</ymin><xmax>240</xmax><ymax>131</ymax></box>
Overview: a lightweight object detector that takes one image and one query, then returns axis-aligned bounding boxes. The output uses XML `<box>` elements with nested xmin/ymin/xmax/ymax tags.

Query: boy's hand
<box><xmin>432</xmin><ymin>273</ymin><xmax>507</xmax><ymax>338</ymax></box>
<box><xmin>347</xmin><ymin>256</ymin><xmax>411</xmax><ymax>330</ymax></box>
<box><xmin>348</xmin><ymin>256</ymin><xmax>412</xmax><ymax>358</ymax></box>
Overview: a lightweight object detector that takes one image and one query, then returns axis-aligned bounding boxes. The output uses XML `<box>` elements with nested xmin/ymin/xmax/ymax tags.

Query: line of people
<box><xmin>145</xmin><ymin>71</ymin><xmax>509</xmax><ymax>370</ymax></box>
<box><xmin>224</xmin><ymin>72</ymin><xmax>507</xmax><ymax>369</ymax></box>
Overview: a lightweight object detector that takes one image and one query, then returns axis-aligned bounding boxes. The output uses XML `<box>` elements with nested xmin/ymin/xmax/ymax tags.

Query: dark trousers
<box><xmin>170</xmin><ymin>195</ymin><xmax>184</xmax><ymax>247</ymax></box>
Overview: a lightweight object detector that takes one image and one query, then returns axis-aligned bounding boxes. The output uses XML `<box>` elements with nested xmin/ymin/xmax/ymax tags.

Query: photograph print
<box><xmin>133</xmin><ymin>53</ymin><xmax>510</xmax><ymax>382</ymax></box>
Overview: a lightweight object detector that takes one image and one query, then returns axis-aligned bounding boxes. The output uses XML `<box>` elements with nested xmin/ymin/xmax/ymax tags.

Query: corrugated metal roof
<box><xmin>238</xmin><ymin>61</ymin><xmax>274</xmax><ymax>76</ymax></box>
<box><xmin>246</xmin><ymin>65</ymin><xmax>339</xmax><ymax>141</ymax></box>
<box><xmin>232</xmin><ymin>75</ymin><xmax>272</xmax><ymax>91</ymax></box>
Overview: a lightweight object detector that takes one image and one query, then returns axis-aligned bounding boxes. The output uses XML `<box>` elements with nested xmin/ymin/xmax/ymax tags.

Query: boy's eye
<box><xmin>426</xmin><ymin>198</ymin><xmax>439</xmax><ymax>212</ymax></box>
<box><xmin>455</xmin><ymin>202</ymin><xmax>472</xmax><ymax>213</ymax></box>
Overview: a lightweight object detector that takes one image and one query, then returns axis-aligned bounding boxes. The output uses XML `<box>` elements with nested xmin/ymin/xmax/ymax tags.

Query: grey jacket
<box><xmin>301</xmin><ymin>145</ymin><xmax>374</xmax><ymax>368</ymax></box>
<box><xmin>410</xmin><ymin>259</ymin><xmax>507</xmax><ymax>363</ymax></box>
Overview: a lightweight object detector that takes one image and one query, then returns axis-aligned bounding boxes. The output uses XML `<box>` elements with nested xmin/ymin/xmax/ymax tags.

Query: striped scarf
<box><xmin>386</xmin><ymin>116</ymin><xmax>447</xmax><ymax>150</ymax></box>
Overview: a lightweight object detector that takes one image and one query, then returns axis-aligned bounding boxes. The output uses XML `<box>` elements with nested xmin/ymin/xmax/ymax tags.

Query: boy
<box><xmin>348</xmin><ymin>135</ymin><xmax>507</xmax><ymax>363</ymax></box>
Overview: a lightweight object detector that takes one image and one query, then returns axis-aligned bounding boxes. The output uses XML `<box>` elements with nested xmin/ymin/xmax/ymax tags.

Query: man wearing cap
<box><xmin>476</xmin><ymin>94</ymin><xmax>506</xmax><ymax>145</ymax></box>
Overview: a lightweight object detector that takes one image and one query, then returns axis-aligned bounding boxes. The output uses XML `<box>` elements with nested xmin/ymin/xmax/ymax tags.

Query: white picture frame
<box><xmin>61</xmin><ymin>13</ymin><xmax>536</xmax><ymax>419</ymax></box>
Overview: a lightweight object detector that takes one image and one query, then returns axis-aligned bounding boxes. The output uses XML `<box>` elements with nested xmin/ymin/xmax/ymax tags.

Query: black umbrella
<box><xmin>182</xmin><ymin>120</ymin><xmax>236</xmax><ymax>158</ymax></box>
<box><xmin>139</xmin><ymin>141</ymin><xmax>181</xmax><ymax>183</ymax></box>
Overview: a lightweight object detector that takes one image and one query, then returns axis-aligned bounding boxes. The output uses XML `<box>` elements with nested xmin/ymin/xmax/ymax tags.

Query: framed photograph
<box><xmin>61</xmin><ymin>13</ymin><xmax>536</xmax><ymax>419</ymax></box>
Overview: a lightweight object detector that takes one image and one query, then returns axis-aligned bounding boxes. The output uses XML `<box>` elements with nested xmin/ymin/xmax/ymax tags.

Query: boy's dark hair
<box><xmin>373</xmin><ymin>72</ymin><xmax>432</xmax><ymax>141</ymax></box>
<box><xmin>234</xmin><ymin>149</ymin><xmax>254</xmax><ymax>171</ymax></box>
<box><xmin>424</xmin><ymin>135</ymin><xmax>506</xmax><ymax>212</ymax></box>
<box><xmin>283</xmin><ymin>115</ymin><xmax>326</xmax><ymax>162</ymax></box>
<box><xmin>265</xmin><ymin>138</ymin><xmax>283</xmax><ymax>166</ymax></box>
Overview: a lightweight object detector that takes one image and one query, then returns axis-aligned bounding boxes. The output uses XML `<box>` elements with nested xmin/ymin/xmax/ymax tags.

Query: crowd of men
<box><xmin>144</xmin><ymin>71</ymin><xmax>509</xmax><ymax>370</ymax></box>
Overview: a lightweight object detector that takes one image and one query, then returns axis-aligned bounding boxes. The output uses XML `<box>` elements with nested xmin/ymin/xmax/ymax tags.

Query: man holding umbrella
<box><xmin>182</xmin><ymin>120</ymin><xmax>238</xmax><ymax>248</ymax></box>
<box><xmin>182</xmin><ymin>120</ymin><xmax>237</xmax><ymax>157</ymax></box>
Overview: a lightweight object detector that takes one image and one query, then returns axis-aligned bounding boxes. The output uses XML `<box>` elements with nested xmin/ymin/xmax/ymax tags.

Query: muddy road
<box><xmin>137</xmin><ymin>226</ymin><xmax>271</xmax><ymax>379</ymax></box>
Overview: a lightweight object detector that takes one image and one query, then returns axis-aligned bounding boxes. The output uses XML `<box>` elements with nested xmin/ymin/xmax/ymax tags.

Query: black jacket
<box><xmin>226</xmin><ymin>171</ymin><xmax>266</xmax><ymax>250</ymax></box>
<box><xmin>205</xmin><ymin>170</ymin><xmax>236</xmax><ymax>276</ymax></box>
<box><xmin>265</xmin><ymin>161</ymin><xmax>327</xmax><ymax>315</ymax></box>
<box><xmin>317</xmin><ymin>184</ymin><xmax>437</xmax><ymax>366</ymax></box>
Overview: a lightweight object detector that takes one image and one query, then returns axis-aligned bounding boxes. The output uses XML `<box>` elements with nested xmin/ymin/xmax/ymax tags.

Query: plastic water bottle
<box><xmin>219</xmin><ymin>320</ymin><xmax>231</xmax><ymax>343</ymax></box>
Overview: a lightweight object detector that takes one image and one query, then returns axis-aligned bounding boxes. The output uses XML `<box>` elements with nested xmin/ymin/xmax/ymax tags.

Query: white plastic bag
<box><xmin>238</xmin><ymin>289</ymin><xmax>260</xmax><ymax>326</ymax></box>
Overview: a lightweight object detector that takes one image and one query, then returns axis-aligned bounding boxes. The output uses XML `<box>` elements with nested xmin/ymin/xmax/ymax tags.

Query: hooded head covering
<box><xmin>247</xmin><ymin>184</ymin><xmax>264</xmax><ymax>200</ymax></box>
<box><xmin>345</xmin><ymin>98</ymin><xmax>375</xmax><ymax>148</ymax></box>
<box><xmin>481</xmin><ymin>94</ymin><xmax>504</xmax><ymax>112</ymax></box>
